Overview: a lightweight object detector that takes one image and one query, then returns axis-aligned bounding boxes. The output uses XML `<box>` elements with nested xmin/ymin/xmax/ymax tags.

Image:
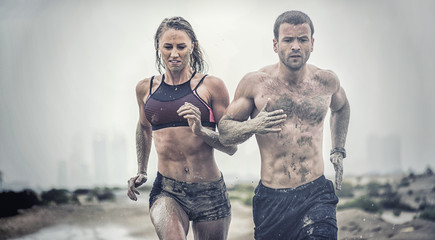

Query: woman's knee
<box><xmin>150</xmin><ymin>197</ymin><xmax>190</xmax><ymax>239</ymax></box>
<box><xmin>192</xmin><ymin>216</ymin><xmax>231</xmax><ymax>240</ymax></box>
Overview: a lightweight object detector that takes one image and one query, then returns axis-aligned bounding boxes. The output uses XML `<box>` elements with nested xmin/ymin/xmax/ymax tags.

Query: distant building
<box><xmin>57</xmin><ymin>160</ymin><xmax>69</xmax><ymax>188</ymax></box>
<box><xmin>93</xmin><ymin>133</ymin><xmax>109</xmax><ymax>186</ymax></box>
<box><xmin>109</xmin><ymin>133</ymin><xmax>128</xmax><ymax>187</ymax></box>
<box><xmin>366</xmin><ymin>134</ymin><xmax>402</xmax><ymax>175</ymax></box>
<box><xmin>70</xmin><ymin>135</ymin><xmax>91</xmax><ymax>188</ymax></box>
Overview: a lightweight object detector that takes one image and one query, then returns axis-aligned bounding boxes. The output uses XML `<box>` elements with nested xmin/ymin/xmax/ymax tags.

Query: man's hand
<box><xmin>127</xmin><ymin>173</ymin><xmax>147</xmax><ymax>201</ymax></box>
<box><xmin>252</xmin><ymin>99</ymin><xmax>287</xmax><ymax>134</ymax></box>
<box><xmin>330</xmin><ymin>153</ymin><xmax>344</xmax><ymax>190</ymax></box>
<box><xmin>177</xmin><ymin>102</ymin><xmax>203</xmax><ymax>135</ymax></box>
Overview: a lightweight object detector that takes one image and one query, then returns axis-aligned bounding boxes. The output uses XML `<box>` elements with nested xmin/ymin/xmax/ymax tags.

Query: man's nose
<box><xmin>291</xmin><ymin>42</ymin><xmax>300</xmax><ymax>51</ymax></box>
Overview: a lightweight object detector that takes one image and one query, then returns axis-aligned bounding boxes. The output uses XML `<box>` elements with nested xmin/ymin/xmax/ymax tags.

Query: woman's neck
<box><xmin>164</xmin><ymin>68</ymin><xmax>194</xmax><ymax>85</ymax></box>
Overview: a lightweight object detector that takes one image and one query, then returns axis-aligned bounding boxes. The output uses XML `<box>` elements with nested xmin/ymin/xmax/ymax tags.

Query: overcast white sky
<box><xmin>1</xmin><ymin>0</ymin><xmax>434</xmax><ymax>189</ymax></box>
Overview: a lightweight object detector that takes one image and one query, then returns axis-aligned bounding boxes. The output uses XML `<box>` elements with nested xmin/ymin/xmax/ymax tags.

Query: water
<box><xmin>9</xmin><ymin>224</ymin><xmax>152</xmax><ymax>240</ymax></box>
<box><xmin>381</xmin><ymin>210</ymin><xmax>416</xmax><ymax>225</ymax></box>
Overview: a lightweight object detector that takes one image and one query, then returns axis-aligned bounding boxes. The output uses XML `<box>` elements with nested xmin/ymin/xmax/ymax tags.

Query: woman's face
<box><xmin>159</xmin><ymin>29</ymin><xmax>193</xmax><ymax>73</ymax></box>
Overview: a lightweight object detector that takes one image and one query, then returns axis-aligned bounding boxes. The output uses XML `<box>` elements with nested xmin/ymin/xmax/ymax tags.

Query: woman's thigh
<box><xmin>150</xmin><ymin>197</ymin><xmax>190</xmax><ymax>240</ymax></box>
<box><xmin>192</xmin><ymin>216</ymin><xmax>231</xmax><ymax>240</ymax></box>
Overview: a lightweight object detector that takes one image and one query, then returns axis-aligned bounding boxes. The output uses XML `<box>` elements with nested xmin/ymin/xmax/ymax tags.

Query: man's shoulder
<box><xmin>308</xmin><ymin>65</ymin><xmax>340</xmax><ymax>93</ymax></box>
<box><xmin>309</xmin><ymin>65</ymin><xmax>337</xmax><ymax>80</ymax></box>
<box><xmin>241</xmin><ymin>64</ymin><xmax>278</xmax><ymax>82</ymax></box>
<box><xmin>258</xmin><ymin>63</ymin><xmax>278</xmax><ymax>74</ymax></box>
<box><xmin>308</xmin><ymin>65</ymin><xmax>338</xmax><ymax>83</ymax></box>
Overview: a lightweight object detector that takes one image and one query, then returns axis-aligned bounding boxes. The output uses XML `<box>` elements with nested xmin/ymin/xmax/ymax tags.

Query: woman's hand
<box><xmin>177</xmin><ymin>102</ymin><xmax>203</xmax><ymax>135</ymax></box>
<box><xmin>127</xmin><ymin>173</ymin><xmax>147</xmax><ymax>201</ymax></box>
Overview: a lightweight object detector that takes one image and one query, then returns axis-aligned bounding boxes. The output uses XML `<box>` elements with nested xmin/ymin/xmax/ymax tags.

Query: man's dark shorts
<box><xmin>149</xmin><ymin>172</ymin><xmax>231</xmax><ymax>222</ymax></box>
<box><xmin>253</xmin><ymin>175</ymin><xmax>338</xmax><ymax>240</ymax></box>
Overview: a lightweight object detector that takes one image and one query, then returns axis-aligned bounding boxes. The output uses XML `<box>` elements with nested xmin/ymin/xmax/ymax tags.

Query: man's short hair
<box><xmin>273</xmin><ymin>10</ymin><xmax>314</xmax><ymax>39</ymax></box>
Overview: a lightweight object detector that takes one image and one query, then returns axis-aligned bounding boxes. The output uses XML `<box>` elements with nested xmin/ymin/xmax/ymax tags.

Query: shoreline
<box><xmin>2</xmin><ymin>200</ymin><xmax>435</xmax><ymax>240</ymax></box>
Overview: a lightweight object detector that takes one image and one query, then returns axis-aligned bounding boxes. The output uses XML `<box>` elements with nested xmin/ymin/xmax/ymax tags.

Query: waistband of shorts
<box><xmin>258</xmin><ymin>175</ymin><xmax>326</xmax><ymax>194</ymax></box>
<box><xmin>157</xmin><ymin>171</ymin><xmax>226</xmax><ymax>188</ymax></box>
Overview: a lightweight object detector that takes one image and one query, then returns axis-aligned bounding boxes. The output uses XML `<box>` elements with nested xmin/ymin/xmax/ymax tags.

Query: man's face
<box><xmin>273</xmin><ymin>23</ymin><xmax>314</xmax><ymax>71</ymax></box>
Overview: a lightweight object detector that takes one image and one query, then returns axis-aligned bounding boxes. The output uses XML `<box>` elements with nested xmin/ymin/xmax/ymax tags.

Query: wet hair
<box><xmin>273</xmin><ymin>10</ymin><xmax>314</xmax><ymax>39</ymax></box>
<box><xmin>154</xmin><ymin>16</ymin><xmax>207</xmax><ymax>74</ymax></box>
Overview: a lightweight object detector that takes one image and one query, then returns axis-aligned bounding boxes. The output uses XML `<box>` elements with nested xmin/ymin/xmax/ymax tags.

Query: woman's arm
<box><xmin>177</xmin><ymin>75</ymin><xmax>237</xmax><ymax>155</ymax></box>
<box><xmin>127</xmin><ymin>79</ymin><xmax>153</xmax><ymax>201</ymax></box>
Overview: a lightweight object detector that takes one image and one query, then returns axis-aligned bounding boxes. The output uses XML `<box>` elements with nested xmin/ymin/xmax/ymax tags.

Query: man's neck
<box><xmin>278</xmin><ymin>63</ymin><xmax>309</xmax><ymax>86</ymax></box>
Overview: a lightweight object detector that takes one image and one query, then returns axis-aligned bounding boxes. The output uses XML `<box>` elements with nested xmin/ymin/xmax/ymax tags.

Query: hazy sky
<box><xmin>1</xmin><ymin>0</ymin><xmax>434</xmax><ymax>189</ymax></box>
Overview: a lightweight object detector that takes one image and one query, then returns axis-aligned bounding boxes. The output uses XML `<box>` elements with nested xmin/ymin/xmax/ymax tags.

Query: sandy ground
<box><xmin>0</xmin><ymin>195</ymin><xmax>254</xmax><ymax>240</ymax></box>
<box><xmin>1</xmin><ymin>194</ymin><xmax>434</xmax><ymax>240</ymax></box>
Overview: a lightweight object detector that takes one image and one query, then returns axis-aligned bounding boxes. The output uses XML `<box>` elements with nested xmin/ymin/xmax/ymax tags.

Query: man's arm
<box><xmin>218</xmin><ymin>73</ymin><xmax>287</xmax><ymax>146</ymax></box>
<box><xmin>330</xmin><ymin>88</ymin><xmax>350</xmax><ymax>149</ymax></box>
<box><xmin>178</xmin><ymin>102</ymin><xmax>237</xmax><ymax>155</ymax></box>
<box><xmin>329</xmin><ymin>84</ymin><xmax>350</xmax><ymax>190</ymax></box>
<box><xmin>219</xmin><ymin>99</ymin><xmax>286</xmax><ymax>145</ymax></box>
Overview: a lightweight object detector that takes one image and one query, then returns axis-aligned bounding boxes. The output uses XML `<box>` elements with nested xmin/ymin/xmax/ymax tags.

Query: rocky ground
<box><xmin>1</xmin><ymin>173</ymin><xmax>435</xmax><ymax>240</ymax></box>
<box><xmin>338</xmin><ymin>209</ymin><xmax>435</xmax><ymax>239</ymax></box>
<box><xmin>1</xmin><ymin>198</ymin><xmax>434</xmax><ymax>240</ymax></box>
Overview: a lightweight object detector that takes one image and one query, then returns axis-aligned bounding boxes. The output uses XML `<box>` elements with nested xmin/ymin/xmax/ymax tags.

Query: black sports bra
<box><xmin>144</xmin><ymin>73</ymin><xmax>216</xmax><ymax>131</ymax></box>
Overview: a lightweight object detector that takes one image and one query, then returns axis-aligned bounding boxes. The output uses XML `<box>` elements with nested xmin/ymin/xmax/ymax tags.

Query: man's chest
<box><xmin>254</xmin><ymin>87</ymin><xmax>331</xmax><ymax>126</ymax></box>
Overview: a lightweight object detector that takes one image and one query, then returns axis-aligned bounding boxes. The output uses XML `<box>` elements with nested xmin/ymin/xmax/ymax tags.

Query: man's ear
<box><xmin>311</xmin><ymin>37</ymin><xmax>314</xmax><ymax>52</ymax></box>
<box><xmin>273</xmin><ymin>38</ymin><xmax>278</xmax><ymax>53</ymax></box>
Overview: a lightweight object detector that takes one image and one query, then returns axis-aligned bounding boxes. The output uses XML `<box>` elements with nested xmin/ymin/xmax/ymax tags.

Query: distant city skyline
<box><xmin>366</xmin><ymin>135</ymin><xmax>402</xmax><ymax>175</ymax></box>
<box><xmin>0</xmin><ymin>131</ymin><xmax>430</xmax><ymax>191</ymax></box>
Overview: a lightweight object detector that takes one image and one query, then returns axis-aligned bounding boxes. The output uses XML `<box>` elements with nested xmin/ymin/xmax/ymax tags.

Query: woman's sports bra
<box><xmin>144</xmin><ymin>73</ymin><xmax>216</xmax><ymax>131</ymax></box>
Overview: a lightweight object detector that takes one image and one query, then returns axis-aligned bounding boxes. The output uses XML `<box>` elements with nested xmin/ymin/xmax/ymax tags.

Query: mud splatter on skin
<box><xmin>276</xmin><ymin>152</ymin><xmax>288</xmax><ymax>159</ymax></box>
<box><xmin>297</xmin><ymin>136</ymin><xmax>313</xmax><ymax>147</ymax></box>
<box><xmin>273</xmin><ymin>97</ymin><xmax>295</xmax><ymax>119</ymax></box>
<box><xmin>283</xmin><ymin>165</ymin><xmax>292</xmax><ymax>179</ymax></box>
<box><xmin>291</xmin><ymin>162</ymin><xmax>297</xmax><ymax>171</ymax></box>
<box><xmin>273</xmin><ymin>96</ymin><xmax>327</xmax><ymax>127</ymax></box>
<box><xmin>299</xmin><ymin>166</ymin><xmax>309</xmax><ymax>183</ymax></box>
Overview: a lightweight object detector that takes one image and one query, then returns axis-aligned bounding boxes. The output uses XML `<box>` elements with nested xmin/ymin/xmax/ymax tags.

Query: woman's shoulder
<box><xmin>136</xmin><ymin>75</ymin><xmax>162</xmax><ymax>96</ymax></box>
<box><xmin>195</xmin><ymin>73</ymin><xmax>227</xmax><ymax>89</ymax></box>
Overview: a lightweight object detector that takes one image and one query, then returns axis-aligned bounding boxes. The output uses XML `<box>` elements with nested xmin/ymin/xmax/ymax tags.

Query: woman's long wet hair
<box><xmin>154</xmin><ymin>16</ymin><xmax>207</xmax><ymax>74</ymax></box>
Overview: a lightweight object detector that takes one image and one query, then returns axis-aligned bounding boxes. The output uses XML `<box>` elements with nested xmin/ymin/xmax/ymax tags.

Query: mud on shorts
<box><xmin>253</xmin><ymin>175</ymin><xmax>339</xmax><ymax>240</ymax></box>
<box><xmin>149</xmin><ymin>172</ymin><xmax>231</xmax><ymax>222</ymax></box>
